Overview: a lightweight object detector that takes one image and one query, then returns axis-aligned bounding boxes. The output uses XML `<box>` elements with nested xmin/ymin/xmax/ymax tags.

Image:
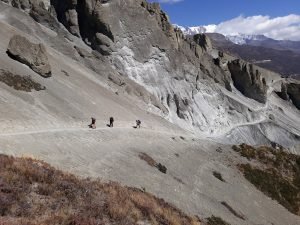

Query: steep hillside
<box><xmin>0</xmin><ymin>1</ymin><xmax>300</xmax><ymax>225</ymax></box>
<box><xmin>0</xmin><ymin>0</ymin><xmax>299</xmax><ymax>148</ymax></box>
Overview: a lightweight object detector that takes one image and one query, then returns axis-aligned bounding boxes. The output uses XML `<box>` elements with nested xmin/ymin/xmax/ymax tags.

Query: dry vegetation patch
<box><xmin>233</xmin><ymin>144</ymin><xmax>300</xmax><ymax>215</ymax></box>
<box><xmin>206</xmin><ymin>216</ymin><xmax>231</xmax><ymax>225</ymax></box>
<box><xmin>0</xmin><ymin>154</ymin><xmax>200</xmax><ymax>225</ymax></box>
<box><xmin>139</xmin><ymin>153</ymin><xmax>167</xmax><ymax>174</ymax></box>
<box><xmin>0</xmin><ymin>70</ymin><xmax>45</xmax><ymax>92</ymax></box>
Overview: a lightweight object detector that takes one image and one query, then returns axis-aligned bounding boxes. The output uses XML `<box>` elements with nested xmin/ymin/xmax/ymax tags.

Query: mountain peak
<box><xmin>226</xmin><ymin>34</ymin><xmax>269</xmax><ymax>45</ymax></box>
<box><xmin>174</xmin><ymin>25</ymin><xmax>270</xmax><ymax>45</ymax></box>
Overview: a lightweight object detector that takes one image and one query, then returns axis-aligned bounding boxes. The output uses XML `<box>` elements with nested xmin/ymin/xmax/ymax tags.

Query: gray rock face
<box><xmin>286</xmin><ymin>83</ymin><xmax>300</xmax><ymax>110</ymax></box>
<box><xmin>7</xmin><ymin>35</ymin><xmax>51</xmax><ymax>78</ymax></box>
<box><xmin>277</xmin><ymin>81</ymin><xmax>300</xmax><ymax>110</ymax></box>
<box><xmin>51</xmin><ymin>0</ymin><xmax>114</xmax><ymax>48</ymax></box>
<box><xmin>11</xmin><ymin>0</ymin><xmax>30</xmax><ymax>10</ymax></box>
<box><xmin>277</xmin><ymin>83</ymin><xmax>289</xmax><ymax>101</ymax></box>
<box><xmin>141</xmin><ymin>1</ymin><xmax>176</xmax><ymax>41</ymax></box>
<box><xmin>4</xmin><ymin>0</ymin><xmax>49</xmax><ymax>11</ymax></box>
<box><xmin>46</xmin><ymin>0</ymin><xmax>290</xmax><ymax>134</ymax></box>
<box><xmin>3</xmin><ymin>0</ymin><xmax>60</xmax><ymax>31</ymax></box>
<box><xmin>29</xmin><ymin>3</ymin><xmax>60</xmax><ymax>30</ymax></box>
<box><xmin>228</xmin><ymin>59</ymin><xmax>267</xmax><ymax>103</ymax></box>
<box><xmin>94</xmin><ymin>32</ymin><xmax>115</xmax><ymax>55</ymax></box>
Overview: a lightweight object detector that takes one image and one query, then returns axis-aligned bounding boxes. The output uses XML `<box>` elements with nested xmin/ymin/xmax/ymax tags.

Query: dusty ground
<box><xmin>1</xmin><ymin>128</ymin><xmax>300</xmax><ymax>225</ymax></box>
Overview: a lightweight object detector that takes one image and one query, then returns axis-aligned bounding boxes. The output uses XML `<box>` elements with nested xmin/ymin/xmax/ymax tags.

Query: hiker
<box><xmin>109</xmin><ymin>117</ymin><xmax>114</xmax><ymax>127</ymax></box>
<box><xmin>89</xmin><ymin>117</ymin><xmax>96</xmax><ymax>129</ymax></box>
<box><xmin>136</xmin><ymin>120</ymin><xmax>141</xmax><ymax>128</ymax></box>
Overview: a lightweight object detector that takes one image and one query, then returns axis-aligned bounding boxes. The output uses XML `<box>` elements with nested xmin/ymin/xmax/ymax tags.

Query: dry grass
<box><xmin>0</xmin><ymin>70</ymin><xmax>45</xmax><ymax>92</ymax></box>
<box><xmin>139</xmin><ymin>153</ymin><xmax>167</xmax><ymax>174</ymax></box>
<box><xmin>206</xmin><ymin>216</ymin><xmax>231</xmax><ymax>225</ymax></box>
<box><xmin>0</xmin><ymin>154</ymin><xmax>201</xmax><ymax>225</ymax></box>
<box><xmin>139</xmin><ymin>152</ymin><xmax>157</xmax><ymax>167</ymax></box>
<box><xmin>233</xmin><ymin>144</ymin><xmax>300</xmax><ymax>215</ymax></box>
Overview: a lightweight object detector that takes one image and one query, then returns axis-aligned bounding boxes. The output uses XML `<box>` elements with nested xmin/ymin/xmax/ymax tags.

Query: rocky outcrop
<box><xmin>2</xmin><ymin>0</ymin><xmax>61</xmax><ymax>31</ymax></box>
<box><xmin>193</xmin><ymin>34</ymin><xmax>211</xmax><ymax>51</ymax></box>
<box><xmin>228</xmin><ymin>59</ymin><xmax>267</xmax><ymax>103</ymax></box>
<box><xmin>7</xmin><ymin>35</ymin><xmax>51</xmax><ymax>78</ymax></box>
<box><xmin>94</xmin><ymin>32</ymin><xmax>115</xmax><ymax>55</ymax></box>
<box><xmin>49</xmin><ymin>0</ymin><xmax>80</xmax><ymax>37</ymax></box>
<box><xmin>141</xmin><ymin>1</ymin><xmax>175</xmax><ymax>41</ymax></box>
<box><xmin>277</xmin><ymin>81</ymin><xmax>300</xmax><ymax>110</ymax></box>
<box><xmin>286</xmin><ymin>83</ymin><xmax>300</xmax><ymax>110</ymax></box>
<box><xmin>51</xmin><ymin>0</ymin><xmax>114</xmax><ymax>54</ymax></box>
<box><xmin>277</xmin><ymin>83</ymin><xmax>289</xmax><ymax>101</ymax></box>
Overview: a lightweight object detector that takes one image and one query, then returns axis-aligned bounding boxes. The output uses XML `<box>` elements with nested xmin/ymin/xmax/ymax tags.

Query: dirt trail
<box><xmin>0</xmin><ymin>126</ymin><xmax>186</xmax><ymax>137</ymax></box>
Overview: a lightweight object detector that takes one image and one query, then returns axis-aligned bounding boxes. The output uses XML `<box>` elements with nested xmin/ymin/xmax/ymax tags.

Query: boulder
<box><xmin>7</xmin><ymin>35</ymin><xmax>52</xmax><ymax>78</ymax></box>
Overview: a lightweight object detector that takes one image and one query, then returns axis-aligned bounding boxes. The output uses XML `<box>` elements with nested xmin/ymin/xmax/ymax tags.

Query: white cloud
<box><xmin>203</xmin><ymin>14</ymin><xmax>300</xmax><ymax>41</ymax></box>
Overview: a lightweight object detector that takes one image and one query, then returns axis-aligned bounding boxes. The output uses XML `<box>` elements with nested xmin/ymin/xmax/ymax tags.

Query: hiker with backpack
<box><xmin>136</xmin><ymin>120</ymin><xmax>141</xmax><ymax>128</ymax></box>
<box><xmin>89</xmin><ymin>117</ymin><xmax>96</xmax><ymax>129</ymax></box>
<box><xmin>109</xmin><ymin>117</ymin><xmax>114</xmax><ymax>127</ymax></box>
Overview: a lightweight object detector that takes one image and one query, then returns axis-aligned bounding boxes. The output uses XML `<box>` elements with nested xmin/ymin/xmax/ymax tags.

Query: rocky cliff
<box><xmin>228</xmin><ymin>59</ymin><xmax>267</xmax><ymax>103</ymax></box>
<box><xmin>277</xmin><ymin>81</ymin><xmax>300</xmax><ymax>110</ymax></box>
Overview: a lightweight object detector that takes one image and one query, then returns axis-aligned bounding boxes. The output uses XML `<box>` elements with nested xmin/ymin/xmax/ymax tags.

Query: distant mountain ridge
<box><xmin>174</xmin><ymin>24</ymin><xmax>219</xmax><ymax>36</ymax></box>
<box><xmin>174</xmin><ymin>25</ymin><xmax>270</xmax><ymax>43</ymax></box>
<box><xmin>175</xmin><ymin>25</ymin><xmax>300</xmax><ymax>78</ymax></box>
<box><xmin>175</xmin><ymin>25</ymin><xmax>300</xmax><ymax>54</ymax></box>
<box><xmin>206</xmin><ymin>33</ymin><xmax>300</xmax><ymax>79</ymax></box>
<box><xmin>226</xmin><ymin>34</ymin><xmax>269</xmax><ymax>45</ymax></box>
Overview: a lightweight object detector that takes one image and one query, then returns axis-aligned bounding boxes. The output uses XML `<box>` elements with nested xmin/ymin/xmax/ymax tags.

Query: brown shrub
<box><xmin>234</xmin><ymin>144</ymin><xmax>300</xmax><ymax>215</ymax></box>
<box><xmin>206</xmin><ymin>216</ymin><xmax>231</xmax><ymax>225</ymax></box>
<box><xmin>139</xmin><ymin>153</ymin><xmax>167</xmax><ymax>174</ymax></box>
<box><xmin>0</xmin><ymin>154</ymin><xmax>201</xmax><ymax>225</ymax></box>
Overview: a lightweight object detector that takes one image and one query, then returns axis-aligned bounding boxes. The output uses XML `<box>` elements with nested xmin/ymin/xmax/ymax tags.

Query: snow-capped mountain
<box><xmin>174</xmin><ymin>25</ymin><xmax>207</xmax><ymax>36</ymax></box>
<box><xmin>226</xmin><ymin>34</ymin><xmax>269</xmax><ymax>45</ymax></box>
<box><xmin>175</xmin><ymin>25</ymin><xmax>270</xmax><ymax>45</ymax></box>
<box><xmin>174</xmin><ymin>24</ymin><xmax>217</xmax><ymax>36</ymax></box>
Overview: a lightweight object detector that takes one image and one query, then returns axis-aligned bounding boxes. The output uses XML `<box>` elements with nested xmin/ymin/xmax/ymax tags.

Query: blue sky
<box><xmin>150</xmin><ymin>0</ymin><xmax>300</xmax><ymax>26</ymax></box>
<box><xmin>149</xmin><ymin>0</ymin><xmax>300</xmax><ymax>41</ymax></box>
